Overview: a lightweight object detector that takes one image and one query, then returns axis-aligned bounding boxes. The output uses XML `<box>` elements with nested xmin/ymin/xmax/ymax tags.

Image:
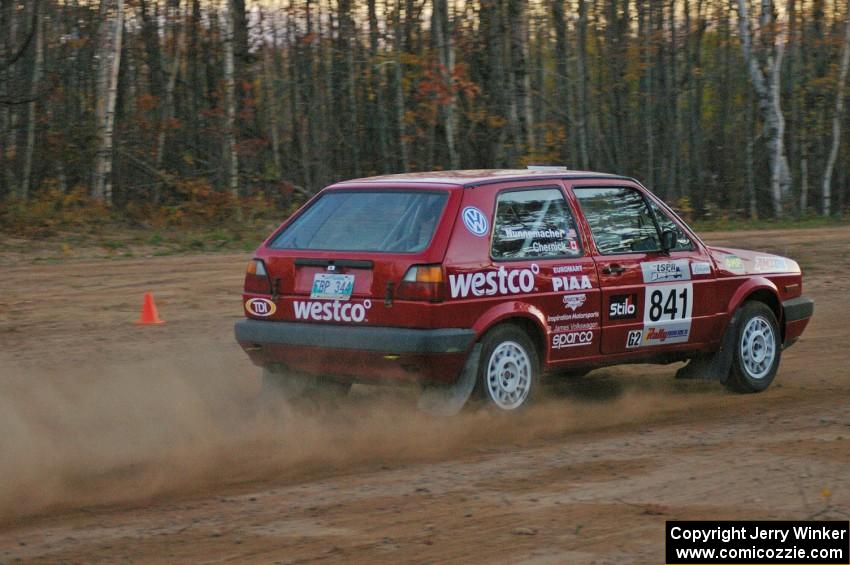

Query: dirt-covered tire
<box><xmin>261</xmin><ymin>366</ymin><xmax>351</xmax><ymax>406</ymax></box>
<box><xmin>724</xmin><ymin>301</ymin><xmax>782</xmax><ymax>393</ymax></box>
<box><xmin>473</xmin><ymin>324</ymin><xmax>540</xmax><ymax>411</ymax></box>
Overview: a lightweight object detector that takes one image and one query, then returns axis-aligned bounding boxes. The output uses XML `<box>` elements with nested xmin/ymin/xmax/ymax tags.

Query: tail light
<box><xmin>396</xmin><ymin>264</ymin><xmax>445</xmax><ymax>302</ymax></box>
<box><xmin>245</xmin><ymin>259</ymin><xmax>273</xmax><ymax>294</ymax></box>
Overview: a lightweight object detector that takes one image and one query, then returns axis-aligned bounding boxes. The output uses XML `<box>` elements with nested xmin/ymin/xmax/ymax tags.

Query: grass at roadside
<box><xmin>691</xmin><ymin>214</ymin><xmax>847</xmax><ymax>232</ymax></box>
<box><xmin>0</xmin><ymin>223</ymin><xmax>279</xmax><ymax>264</ymax></box>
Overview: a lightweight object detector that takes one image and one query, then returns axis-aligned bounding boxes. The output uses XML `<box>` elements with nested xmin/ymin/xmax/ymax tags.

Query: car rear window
<box><xmin>270</xmin><ymin>190</ymin><xmax>449</xmax><ymax>253</ymax></box>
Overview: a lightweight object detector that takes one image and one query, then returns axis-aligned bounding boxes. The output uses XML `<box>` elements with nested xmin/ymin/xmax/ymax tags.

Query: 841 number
<box><xmin>645</xmin><ymin>284</ymin><xmax>692</xmax><ymax>323</ymax></box>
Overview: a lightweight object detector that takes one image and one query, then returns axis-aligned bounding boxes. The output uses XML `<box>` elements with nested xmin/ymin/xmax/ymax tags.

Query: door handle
<box><xmin>602</xmin><ymin>264</ymin><xmax>626</xmax><ymax>275</ymax></box>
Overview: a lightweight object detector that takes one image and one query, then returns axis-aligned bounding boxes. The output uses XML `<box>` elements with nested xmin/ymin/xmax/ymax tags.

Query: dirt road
<box><xmin>0</xmin><ymin>227</ymin><xmax>848</xmax><ymax>563</ymax></box>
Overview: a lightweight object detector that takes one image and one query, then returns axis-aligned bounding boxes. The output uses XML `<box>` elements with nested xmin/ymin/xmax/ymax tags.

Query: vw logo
<box><xmin>461</xmin><ymin>206</ymin><xmax>489</xmax><ymax>237</ymax></box>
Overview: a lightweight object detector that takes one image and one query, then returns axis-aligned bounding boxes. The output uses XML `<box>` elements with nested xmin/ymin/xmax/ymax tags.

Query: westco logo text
<box><xmin>293</xmin><ymin>300</ymin><xmax>372</xmax><ymax>323</ymax></box>
<box><xmin>449</xmin><ymin>264</ymin><xmax>539</xmax><ymax>298</ymax></box>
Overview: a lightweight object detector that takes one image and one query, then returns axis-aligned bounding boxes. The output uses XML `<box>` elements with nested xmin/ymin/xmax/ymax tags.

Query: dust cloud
<box><xmin>0</xmin><ymin>347</ymin><xmax>719</xmax><ymax>522</ymax></box>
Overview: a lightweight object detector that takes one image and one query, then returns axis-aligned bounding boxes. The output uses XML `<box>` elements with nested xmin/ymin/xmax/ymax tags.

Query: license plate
<box><xmin>310</xmin><ymin>273</ymin><xmax>355</xmax><ymax>300</ymax></box>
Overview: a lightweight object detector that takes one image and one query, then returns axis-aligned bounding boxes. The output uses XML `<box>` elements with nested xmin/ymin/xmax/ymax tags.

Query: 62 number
<box><xmin>647</xmin><ymin>286</ymin><xmax>689</xmax><ymax>322</ymax></box>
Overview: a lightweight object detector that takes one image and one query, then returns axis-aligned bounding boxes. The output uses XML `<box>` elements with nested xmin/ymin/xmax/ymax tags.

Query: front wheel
<box><xmin>474</xmin><ymin>325</ymin><xmax>540</xmax><ymax>411</ymax></box>
<box><xmin>724</xmin><ymin>301</ymin><xmax>781</xmax><ymax>393</ymax></box>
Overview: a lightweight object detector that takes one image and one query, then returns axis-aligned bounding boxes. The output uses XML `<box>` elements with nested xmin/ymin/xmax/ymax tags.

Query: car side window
<box><xmin>573</xmin><ymin>187</ymin><xmax>661</xmax><ymax>255</ymax></box>
<box><xmin>491</xmin><ymin>187</ymin><xmax>582</xmax><ymax>260</ymax></box>
<box><xmin>647</xmin><ymin>199</ymin><xmax>694</xmax><ymax>251</ymax></box>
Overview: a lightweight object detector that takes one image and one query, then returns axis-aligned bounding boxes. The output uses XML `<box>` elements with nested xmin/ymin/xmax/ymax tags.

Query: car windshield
<box><xmin>270</xmin><ymin>190</ymin><xmax>449</xmax><ymax>253</ymax></box>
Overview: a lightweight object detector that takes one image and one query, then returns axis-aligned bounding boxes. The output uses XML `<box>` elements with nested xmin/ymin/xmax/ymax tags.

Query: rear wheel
<box><xmin>474</xmin><ymin>325</ymin><xmax>540</xmax><ymax>411</ymax></box>
<box><xmin>725</xmin><ymin>301</ymin><xmax>781</xmax><ymax>393</ymax></box>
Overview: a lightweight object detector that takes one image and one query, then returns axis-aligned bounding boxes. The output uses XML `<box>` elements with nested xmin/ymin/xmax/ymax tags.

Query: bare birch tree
<box><xmin>736</xmin><ymin>0</ymin><xmax>792</xmax><ymax>217</ymax></box>
<box><xmin>92</xmin><ymin>0</ymin><xmax>124</xmax><ymax>204</ymax></box>
<box><xmin>821</xmin><ymin>0</ymin><xmax>850</xmax><ymax>217</ymax></box>
<box><xmin>261</xmin><ymin>9</ymin><xmax>283</xmax><ymax>181</ymax></box>
<box><xmin>222</xmin><ymin>0</ymin><xmax>239</xmax><ymax>204</ymax></box>
<box><xmin>575</xmin><ymin>0</ymin><xmax>590</xmax><ymax>169</ymax></box>
<box><xmin>432</xmin><ymin>0</ymin><xmax>458</xmax><ymax>169</ymax></box>
<box><xmin>21</xmin><ymin>0</ymin><xmax>43</xmax><ymax>200</ymax></box>
<box><xmin>393</xmin><ymin>0</ymin><xmax>409</xmax><ymax>170</ymax></box>
<box><xmin>155</xmin><ymin>0</ymin><xmax>187</xmax><ymax>177</ymax></box>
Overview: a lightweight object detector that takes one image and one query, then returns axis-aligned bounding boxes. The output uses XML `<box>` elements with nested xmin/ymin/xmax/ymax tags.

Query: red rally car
<box><xmin>235</xmin><ymin>169</ymin><xmax>814</xmax><ymax>412</ymax></box>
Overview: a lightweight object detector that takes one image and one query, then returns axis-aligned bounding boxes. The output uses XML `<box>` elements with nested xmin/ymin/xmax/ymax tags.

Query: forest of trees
<box><xmin>2</xmin><ymin>0</ymin><xmax>850</xmax><ymax>226</ymax></box>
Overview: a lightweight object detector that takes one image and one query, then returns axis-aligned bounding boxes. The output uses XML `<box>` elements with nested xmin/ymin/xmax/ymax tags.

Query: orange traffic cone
<box><xmin>136</xmin><ymin>292</ymin><xmax>166</xmax><ymax>325</ymax></box>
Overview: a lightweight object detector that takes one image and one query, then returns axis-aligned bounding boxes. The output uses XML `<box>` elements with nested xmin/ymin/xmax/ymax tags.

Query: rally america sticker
<box><xmin>642</xmin><ymin>323</ymin><xmax>690</xmax><ymax>345</ymax></box>
<box><xmin>641</xmin><ymin>259</ymin><xmax>691</xmax><ymax>283</ymax></box>
<box><xmin>461</xmin><ymin>206</ymin><xmax>489</xmax><ymax>237</ymax></box>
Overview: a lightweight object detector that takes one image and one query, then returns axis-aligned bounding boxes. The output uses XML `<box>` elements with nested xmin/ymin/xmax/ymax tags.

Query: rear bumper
<box><xmin>782</xmin><ymin>296</ymin><xmax>814</xmax><ymax>349</ymax></box>
<box><xmin>235</xmin><ymin>319</ymin><xmax>475</xmax><ymax>353</ymax></box>
<box><xmin>234</xmin><ymin>319</ymin><xmax>476</xmax><ymax>384</ymax></box>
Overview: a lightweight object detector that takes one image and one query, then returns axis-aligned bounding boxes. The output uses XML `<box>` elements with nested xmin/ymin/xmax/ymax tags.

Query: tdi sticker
<box><xmin>245</xmin><ymin>298</ymin><xmax>276</xmax><ymax>317</ymax></box>
<box><xmin>641</xmin><ymin>259</ymin><xmax>691</xmax><ymax>283</ymax></box>
<box><xmin>461</xmin><ymin>206</ymin><xmax>489</xmax><ymax>237</ymax></box>
<box><xmin>691</xmin><ymin>262</ymin><xmax>712</xmax><ymax>276</ymax></box>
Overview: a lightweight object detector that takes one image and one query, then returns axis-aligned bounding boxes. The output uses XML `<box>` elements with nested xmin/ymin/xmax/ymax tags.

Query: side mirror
<box><xmin>661</xmin><ymin>229</ymin><xmax>678</xmax><ymax>252</ymax></box>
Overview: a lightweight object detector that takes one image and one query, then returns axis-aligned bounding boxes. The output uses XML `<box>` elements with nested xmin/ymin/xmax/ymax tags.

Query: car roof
<box><xmin>330</xmin><ymin>169</ymin><xmax>634</xmax><ymax>189</ymax></box>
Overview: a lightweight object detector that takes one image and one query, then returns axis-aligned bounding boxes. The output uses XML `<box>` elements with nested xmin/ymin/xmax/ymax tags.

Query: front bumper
<box><xmin>781</xmin><ymin>296</ymin><xmax>814</xmax><ymax>349</ymax></box>
<box><xmin>234</xmin><ymin>319</ymin><xmax>476</xmax><ymax>384</ymax></box>
<box><xmin>782</xmin><ymin>296</ymin><xmax>814</xmax><ymax>322</ymax></box>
